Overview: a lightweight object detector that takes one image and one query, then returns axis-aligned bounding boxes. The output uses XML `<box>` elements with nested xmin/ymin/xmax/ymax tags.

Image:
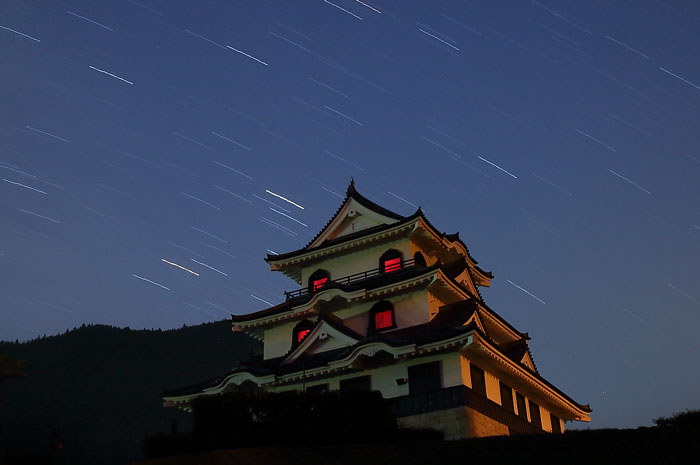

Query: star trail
<box><xmin>1</xmin><ymin>0</ymin><xmax>699</xmax><ymax>430</ymax></box>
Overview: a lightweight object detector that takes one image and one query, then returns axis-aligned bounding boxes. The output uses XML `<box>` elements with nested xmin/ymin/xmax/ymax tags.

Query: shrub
<box><xmin>144</xmin><ymin>390</ymin><xmax>442</xmax><ymax>458</ymax></box>
<box><xmin>654</xmin><ymin>409</ymin><xmax>700</xmax><ymax>428</ymax></box>
<box><xmin>191</xmin><ymin>390</ymin><xmax>398</xmax><ymax>448</ymax></box>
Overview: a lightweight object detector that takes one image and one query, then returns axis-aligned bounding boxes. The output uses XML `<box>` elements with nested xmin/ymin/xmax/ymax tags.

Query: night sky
<box><xmin>2</xmin><ymin>0</ymin><xmax>699</xmax><ymax>429</ymax></box>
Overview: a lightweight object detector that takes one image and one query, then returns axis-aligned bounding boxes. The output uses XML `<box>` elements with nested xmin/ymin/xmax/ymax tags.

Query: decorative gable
<box><xmin>520</xmin><ymin>349</ymin><xmax>537</xmax><ymax>372</ymax></box>
<box><xmin>452</xmin><ymin>267</ymin><xmax>481</xmax><ymax>297</ymax></box>
<box><xmin>307</xmin><ymin>196</ymin><xmax>402</xmax><ymax>248</ymax></box>
<box><xmin>464</xmin><ymin>309</ymin><xmax>487</xmax><ymax>335</ymax></box>
<box><xmin>282</xmin><ymin>319</ymin><xmax>362</xmax><ymax>365</ymax></box>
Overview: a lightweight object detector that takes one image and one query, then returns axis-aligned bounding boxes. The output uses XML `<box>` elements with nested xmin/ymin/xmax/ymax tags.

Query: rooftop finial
<box><xmin>346</xmin><ymin>177</ymin><xmax>356</xmax><ymax>195</ymax></box>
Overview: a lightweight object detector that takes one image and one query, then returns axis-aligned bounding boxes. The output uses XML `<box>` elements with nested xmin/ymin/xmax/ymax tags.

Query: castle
<box><xmin>163</xmin><ymin>181</ymin><xmax>590</xmax><ymax>438</ymax></box>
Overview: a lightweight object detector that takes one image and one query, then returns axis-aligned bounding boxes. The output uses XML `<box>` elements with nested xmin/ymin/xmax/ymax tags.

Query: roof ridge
<box><xmin>266</xmin><ymin>180</ymin><xmax>406</xmax><ymax>262</ymax></box>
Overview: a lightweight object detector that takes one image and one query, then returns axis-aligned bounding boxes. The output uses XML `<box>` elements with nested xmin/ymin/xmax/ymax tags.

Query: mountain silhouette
<box><xmin>0</xmin><ymin>321</ymin><xmax>258</xmax><ymax>465</ymax></box>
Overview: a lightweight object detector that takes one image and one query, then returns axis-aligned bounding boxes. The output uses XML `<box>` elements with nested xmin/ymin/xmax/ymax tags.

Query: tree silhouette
<box><xmin>0</xmin><ymin>346</ymin><xmax>26</xmax><ymax>405</ymax></box>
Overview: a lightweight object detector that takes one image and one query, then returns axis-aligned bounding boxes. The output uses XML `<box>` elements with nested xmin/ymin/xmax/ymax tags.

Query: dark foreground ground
<box><xmin>130</xmin><ymin>426</ymin><xmax>700</xmax><ymax>465</ymax></box>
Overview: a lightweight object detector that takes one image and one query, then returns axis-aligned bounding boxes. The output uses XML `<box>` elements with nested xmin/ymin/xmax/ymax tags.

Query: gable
<box><xmin>464</xmin><ymin>310</ymin><xmax>486</xmax><ymax>335</ymax></box>
<box><xmin>521</xmin><ymin>350</ymin><xmax>537</xmax><ymax>372</ymax></box>
<box><xmin>282</xmin><ymin>319</ymin><xmax>361</xmax><ymax>365</ymax></box>
<box><xmin>476</xmin><ymin>308</ymin><xmax>522</xmax><ymax>345</ymax></box>
<box><xmin>305</xmin><ymin>332</ymin><xmax>352</xmax><ymax>355</ymax></box>
<box><xmin>452</xmin><ymin>268</ymin><xmax>481</xmax><ymax>298</ymax></box>
<box><xmin>308</xmin><ymin>197</ymin><xmax>403</xmax><ymax>248</ymax></box>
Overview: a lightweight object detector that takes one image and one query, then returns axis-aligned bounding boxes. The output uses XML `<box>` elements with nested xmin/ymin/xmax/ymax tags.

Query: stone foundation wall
<box><xmin>398</xmin><ymin>406</ymin><xmax>509</xmax><ymax>440</ymax></box>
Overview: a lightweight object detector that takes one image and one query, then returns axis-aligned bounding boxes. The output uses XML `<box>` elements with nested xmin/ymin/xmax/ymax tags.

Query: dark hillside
<box><xmin>0</xmin><ymin>321</ymin><xmax>258</xmax><ymax>465</ymax></box>
<box><xmin>131</xmin><ymin>426</ymin><xmax>700</xmax><ymax>465</ymax></box>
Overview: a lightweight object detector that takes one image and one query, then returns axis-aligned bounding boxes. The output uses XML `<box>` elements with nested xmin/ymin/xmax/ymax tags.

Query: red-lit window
<box><xmin>297</xmin><ymin>329</ymin><xmax>311</xmax><ymax>342</ymax></box>
<box><xmin>313</xmin><ymin>277</ymin><xmax>327</xmax><ymax>291</ymax></box>
<box><xmin>383</xmin><ymin>257</ymin><xmax>402</xmax><ymax>273</ymax></box>
<box><xmin>293</xmin><ymin>320</ymin><xmax>314</xmax><ymax>347</ymax></box>
<box><xmin>369</xmin><ymin>300</ymin><xmax>395</xmax><ymax>333</ymax></box>
<box><xmin>374</xmin><ymin>310</ymin><xmax>393</xmax><ymax>330</ymax></box>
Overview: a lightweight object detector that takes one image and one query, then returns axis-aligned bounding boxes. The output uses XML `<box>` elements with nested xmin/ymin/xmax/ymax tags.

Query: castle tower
<box><xmin>163</xmin><ymin>181</ymin><xmax>590</xmax><ymax>438</ymax></box>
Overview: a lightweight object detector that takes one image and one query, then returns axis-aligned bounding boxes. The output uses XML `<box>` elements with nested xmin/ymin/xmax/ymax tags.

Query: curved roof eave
<box><xmin>233</xmin><ymin>264</ymin><xmax>442</xmax><ymax>327</ymax></box>
<box><xmin>264</xmin><ymin>181</ymin><xmax>493</xmax><ymax>281</ymax></box>
<box><xmin>469</xmin><ymin>333</ymin><xmax>592</xmax><ymax>417</ymax></box>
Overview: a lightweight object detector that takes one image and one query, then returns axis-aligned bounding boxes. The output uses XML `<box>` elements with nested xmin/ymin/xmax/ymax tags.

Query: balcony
<box><xmin>284</xmin><ymin>257</ymin><xmax>418</xmax><ymax>300</ymax></box>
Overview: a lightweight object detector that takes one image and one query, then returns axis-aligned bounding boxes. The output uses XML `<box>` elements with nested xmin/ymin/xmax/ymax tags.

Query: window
<box><xmin>408</xmin><ymin>361</ymin><xmax>442</xmax><ymax>394</ymax></box>
<box><xmin>516</xmin><ymin>392</ymin><xmax>527</xmax><ymax>420</ymax></box>
<box><xmin>339</xmin><ymin>375</ymin><xmax>371</xmax><ymax>392</ymax></box>
<box><xmin>413</xmin><ymin>251</ymin><xmax>426</xmax><ymax>267</ymax></box>
<box><xmin>375</xmin><ymin>310</ymin><xmax>393</xmax><ymax>329</ymax></box>
<box><xmin>368</xmin><ymin>301</ymin><xmax>395</xmax><ymax>333</ymax></box>
<box><xmin>469</xmin><ymin>363</ymin><xmax>487</xmax><ymax>396</ymax></box>
<box><xmin>292</xmin><ymin>320</ymin><xmax>314</xmax><ymax>348</ymax></box>
<box><xmin>379</xmin><ymin>249</ymin><xmax>402</xmax><ymax>273</ymax></box>
<box><xmin>297</xmin><ymin>329</ymin><xmax>311</xmax><ymax>343</ymax></box>
<box><xmin>307</xmin><ymin>269</ymin><xmax>330</xmax><ymax>294</ymax></box>
<box><xmin>499</xmin><ymin>382</ymin><xmax>515</xmax><ymax>413</ymax></box>
<box><xmin>384</xmin><ymin>257</ymin><xmax>401</xmax><ymax>272</ymax></box>
<box><xmin>528</xmin><ymin>400</ymin><xmax>542</xmax><ymax>429</ymax></box>
<box><xmin>550</xmin><ymin>413</ymin><xmax>562</xmax><ymax>434</ymax></box>
<box><xmin>312</xmin><ymin>278</ymin><xmax>327</xmax><ymax>291</ymax></box>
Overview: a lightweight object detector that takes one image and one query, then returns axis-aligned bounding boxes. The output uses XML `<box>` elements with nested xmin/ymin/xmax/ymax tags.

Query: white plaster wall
<box><xmin>540</xmin><ymin>405</ymin><xmax>552</xmax><ymax>432</ymax></box>
<box><xmin>390</xmin><ymin>291</ymin><xmax>431</xmax><ymax>329</ymax></box>
<box><xmin>504</xmin><ymin>389</ymin><xmax>517</xmax><ymax>412</ymax></box>
<box><xmin>441</xmin><ymin>352</ymin><xmax>464</xmax><ymax>388</ymax></box>
<box><xmin>408</xmin><ymin>238</ymin><xmax>441</xmax><ymax>266</ymax></box>
<box><xmin>370</xmin><ymin>363</ymin><xmax>409</xmax><ymax>398</ymax></box>
<box><xmin>325</xmin><ymin>198</ymin><xmax>399</xmax><ymax>242</ymax></box>
<box><xmin>300</xmin><ymin>238</ymin><xmax>411</xmax><ymax>285</ymax></box>
<box><xmin>472</xmin><ymin>350</ymin><xmax>578</xmax><ymax>424</ymax></box>
<box><xmin>273</xmin><ymin>353</ymin><xmax>465</xmax><ymax>399</ymax></box>
<box><xmin>524</xmin><ymin>396</ymin><xmax>531</xmax><ymax>422</ymax></box>
<box><xmin>336</xmin><ymin>301</ymin><xmax>373</xmax><ymax>335</ymax></box>
<box><xmin>485</xmin><ymin>370</ymin><xmax>502</xmax><ymax>405</ymax></box>
<box><xmin>460</xmin><ymin>355</ymin><xmax>472</xmax><ymax>388</ymax></box>
<box><xmin>335</xmin><ymin>290</ymin><xmax>432</xmax><ymax>337</ymax></box>
<box><xmin>427</xmin><ymin>291</ymin><xmax>448</xmax><ymax>319</ymax></box>
<box><xmin>306</xmin><ymin>336</ymin><xmax>349</xmax><ymax>355</ymax></box>
<box><xmin>510</xmin><ymin>393</ymin><xmax>530</xmax><ymax>421</ymax></box>
<box><xmin>263</xmin><ymin>320</ymin><xmax>297</xmax><ymax>359</ymax></box>
<box><xmin>341</xmin><ymin>215</ymin><xmax>380</xmax><ymax>237</ymax></box>
<box><xmin>262</xmin><ymin>289</ymin><xmax>432</xmax><ymax>361</ymax></box>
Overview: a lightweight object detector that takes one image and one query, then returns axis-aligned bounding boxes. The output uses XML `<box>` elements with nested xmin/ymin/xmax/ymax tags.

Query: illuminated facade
<box><xmin>163</xmin><ymin>181</ymin><xmax>590</xmax><ymax>438</ymax></box>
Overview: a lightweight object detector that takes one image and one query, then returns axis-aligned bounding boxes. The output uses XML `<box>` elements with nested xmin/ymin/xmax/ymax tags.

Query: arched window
<box><xmin>369</xmin><ymin>300</ymin><xmax>395</xmax><ymax>333</ymax></box>
<box><xmin>379</xmin><ymin>249</ymin><xmax>402</xmax><ymax>273</ymax></box>
<box><xmin>413</xmin><ymin>251</ymin><xmax>426</xmax><ymax>267</ymax></box>
<box><xmin>308</xmin><ymin>269</ymin><xmax>330</xmax><ymax>294</ymax></box>
<box><xmin>292</xmin><ymin>320</ymin><xmax>315</xmax><ymax>346</ymax></box>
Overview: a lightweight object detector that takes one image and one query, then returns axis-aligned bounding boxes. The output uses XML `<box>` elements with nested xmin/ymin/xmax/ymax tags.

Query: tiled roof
<box><xmin>166</xmin><ymin>298</ymin><xmax>591</xmax><ymax>413</ymax></box>
<box><xmin>265</xmin><ymin>180</ymin><xmax>406</xmax><ymax>263</ymax></box>
<box><xmin>264</xmin><ymin>181</ymin><xmax>493</xmax><ymax>286</ymax></box>
<box><xmin>498</xmin><ymin>339</ymin><xmax>539</xmax><ymax>374</ymax></box>
<box><xmin>444</xmin><ymin>232</ymin><xmax>494</xmax><ymax>279</ymax></box>
<box><xmin>162</xmin><ymin>365</ymin><xmax>273</xmax><ymax>397</ymax></box>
